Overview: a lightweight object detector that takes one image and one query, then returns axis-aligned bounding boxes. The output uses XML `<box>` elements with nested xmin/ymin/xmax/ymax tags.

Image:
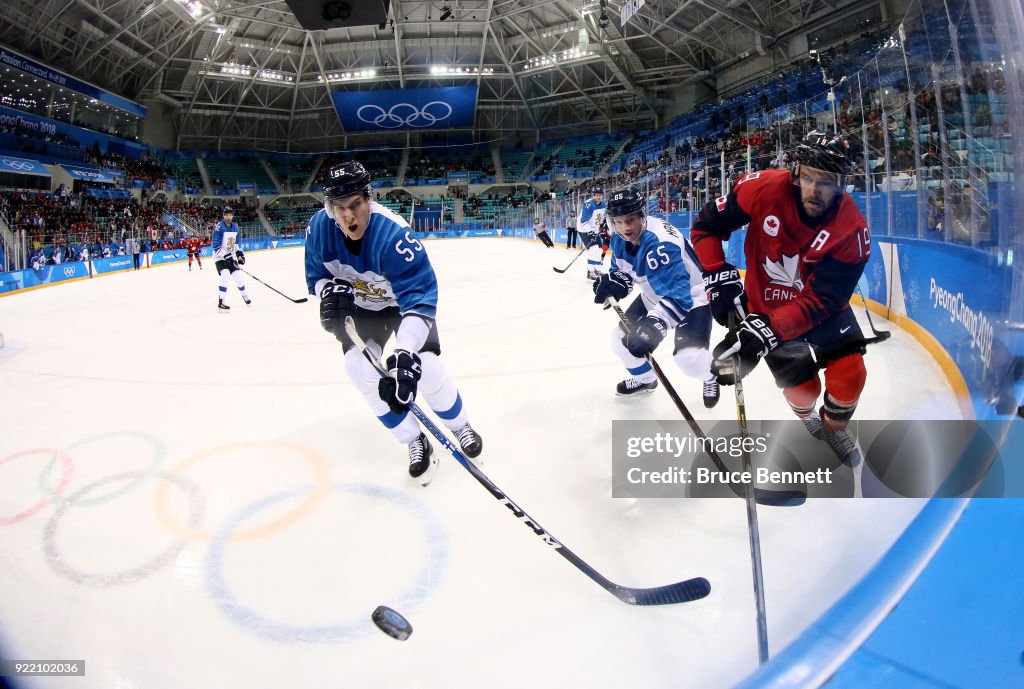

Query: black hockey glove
<box><xmin>236</xmin><ymin>250</ymin><xmax>246</xmax><ymax>266</ymax></box>
<box><xmin>593</xmin><ymin>270</ymin><xmax>633</xmax><ymax>307</ymax></box>
<box><xmin>711</xmin><ymin>313</ymin><xmax>780</xmax><ymax>385</ymax></box>
<box><xmin>378</xmin><ymin>349</ymin><xmax>422</xmax><ymax>414</ymax></box>
<box><xmin>222</xmin><ymin>253</ymin><xmax>238</xmax><ymax>270</ymax></box>
<box><xmin>703</xmin><ymin>263</ymin><xmax>748</xmax><ymax>326</ymax></box>
<box><xmin>319</xmin><ymin>279</ymin><xmax>355</xmax><ymax>341</ymax></box>
<box><xmin>623</xmin><ymin>315</ymin><xmax>668</xmax><ymax>358</ymax></box>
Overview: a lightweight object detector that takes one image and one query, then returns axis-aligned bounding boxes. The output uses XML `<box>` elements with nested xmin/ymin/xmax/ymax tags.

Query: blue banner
<box><xmin>0</xmin><ymin>47</ymin><xmax>146</xmax><ymax>117</ymax></box>
<box><xmin>63</xmin><ymin>165</ymin><xmax>115</xmax><ymax>183</ymax></box>
<box><xmin>91</xmin><ymin>256</ymin><xmax>133</xmax><ymax>275</ymax></box>
<box><xmin>332</xmin><ymin>86</ymin><xmax>477</xmax><ymax>132</ymax></box>
<box><xmin>0</xmin><ymin>155</ymin><xmax>50</xmax><ymax>176</ymax></box>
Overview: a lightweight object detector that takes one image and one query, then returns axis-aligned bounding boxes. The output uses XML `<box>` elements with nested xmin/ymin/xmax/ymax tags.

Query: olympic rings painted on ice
<box><xmin>44</xmin><ymin>471</ymin><xmax>205</xmax><ymax>587</ymax></box>
<box><xmin>203</xmin><ymin>483</ymin><xmax>448</xmax><ymax>643</ymax></box>
<box><xmin>39</xmin><ymin>431</ymin><xmax>166</xmax><ymax>508</ymax></box>
<box><xmin>0</xmin><ymin>449</ymin><xmax>74</xmax><ymax>526</ymax></box>
<box><xmin>356</xmin><ymin>101</ymin><xmax>453</xmax><ymax>129</ymax></box>
<box><xmin>152</xmin><ymin>441</ymin><xmax>331</xmax><ymax>543</ymax></box>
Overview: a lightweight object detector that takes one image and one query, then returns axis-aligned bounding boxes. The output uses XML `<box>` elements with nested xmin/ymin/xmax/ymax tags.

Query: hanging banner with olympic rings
<box><xmin>331</xmin><ymin>86</ymin><xmax>477</xmax><ymax>131</ymax></box>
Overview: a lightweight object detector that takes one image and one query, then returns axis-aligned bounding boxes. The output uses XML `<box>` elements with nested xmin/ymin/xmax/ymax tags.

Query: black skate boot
<box><xmin>455</xmin><ymin>423</ymin><xmax>483</xmax><ymax>459</ymax></box>
<box><xmin>242</xmin><ymin>295</ymin><xmax>252</xmax><ymax>305</ymax></box>
<box><xmin>408</xmin><ymin>432</ymin><xmax>438</xmax><ymax>486</ymax></box>
<box><xmin>218</xmin><ymin>299</ymin><xmax>230</xmax><ymax>311</ymax></box>
<box><xmin>616</xmin><ymin>377</ymin><xmax>658</xmax><ymax>396</ymax></box>
<box><xmin>703</xmin><ymin>379</ymin><xmax>720</xmax><ymax>408</ymax></box>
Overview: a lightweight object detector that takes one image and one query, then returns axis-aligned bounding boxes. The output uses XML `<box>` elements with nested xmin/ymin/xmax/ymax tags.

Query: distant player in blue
<box><xmin>212</xmin><ymin>206</ymin><xmax>250</xmax><ymax>311</ymax></box>
<box><xmin>305</xmin><ymin>161</ymin><xmax>482</xmax><ymax>485</ymax></box>
<box><xmin>592</xmin><ymin>187</ymin><xmax>719</xmax><ymax>407</ymax></box>
<box><xmin>578</xmin><ymin>185</ymin><xmax>607</xmax><ymax>280</ymax></box>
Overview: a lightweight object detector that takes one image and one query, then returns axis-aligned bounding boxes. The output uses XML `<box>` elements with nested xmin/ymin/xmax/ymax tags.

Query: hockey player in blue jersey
<box><xmin>592</xmin><ymin>187</ymin><xmax>720</xmax><ymax>407</ymax></box>
<box><xmin>212</xmin><ymin>206</ymin><xmax>251</xmax><ymax>310</ymax></box>
<box><xmin>305</xmin><ymin>161</ymin><xmax>482</xmax><ymax>486</ymax></box>
<box><xmin>579</xmin><ymin>185</ymin><xmax>607</xmax><ymax>280</ymax></box>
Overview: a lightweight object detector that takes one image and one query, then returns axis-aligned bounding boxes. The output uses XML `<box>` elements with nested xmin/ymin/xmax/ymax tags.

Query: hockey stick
<box><xmin>727</xmin><ymin>313</ymin><xmax>770</xmax><ymax>665</ymax></box>
<box><xmin>856</xmin><ymin>285</ymin><xmax>890</xmax><ymax>341</ymax></box>
<box><xmin>552</xmin><ymin>246</ymin><xmax>587</xmax><ymax>273</ymax></box>
<box><xmin>239</xmin><ymin>268</ymin><xmax>308</xmax><ymax>303</ymax></box>
<box><xmin>610</xmin><ymin>302</ymin><xmax>805</xmax><ymax>507</ymax></box>
<box><xmin>343</xmin><ymin>317</ymin><xmax>710</xmax><ymax>606</ymax></box>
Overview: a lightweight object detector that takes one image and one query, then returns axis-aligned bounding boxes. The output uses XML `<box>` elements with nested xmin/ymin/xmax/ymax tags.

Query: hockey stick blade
<box><xmin>239</xmin><ymin>268</ymin><xmax>308</xmax><ymax>303</ymax></box>
<box><xmin>343</xmin><ymin>317</ymin><xmax>711</xmax><ymax>606</ymax></box>
<box><xmin>552</xmin><ymin>244</ymin><xmax>585</xmax><ymax>272</ymax></box>
<box><xmin>611</xmin><ymin>577</ymin><xmax>711</xmax><ymax>606</ymax></box>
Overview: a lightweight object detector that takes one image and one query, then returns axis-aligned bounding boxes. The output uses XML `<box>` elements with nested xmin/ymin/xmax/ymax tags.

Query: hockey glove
<box><xmin>710</xmin><ymin>312</ymin><xmax>780</xmax><ymax>385</ymax></box>
<box><xmin>703</xmin><ymin>263</ymin><xmax>748</xmax><ymax>326</ymax></box>
<box><xmin>623</xmin><ymin>315</ymin><xmax>668</xmax><ymax>358</ymax></box>
<box><xmin>222</xmin><ymin>253</ymin><xmax>238</xmax><ymax>271</ymax></box>
<box><xmin>593</xmin><ymin>270</ymin><xmax>633</xmax><ymax>307</ymax></box>
<box><xmin>581</xmin><ymin>231</ymin><xmax>600</xmax><ymax>249</ymax></box>
<box><xmin>378</xmin><ymin>349</ymin><xmax>422</xmax><ymax>414</ymax></box>
<box><xmin>319</xmin><ymin>279</ymin><xmax>356</xmax><ymax>341</ymax></box>
<box><xmin>236</xmin><ymin>250</ymin><xmax>246</xmax><ymax>266</ymax></box>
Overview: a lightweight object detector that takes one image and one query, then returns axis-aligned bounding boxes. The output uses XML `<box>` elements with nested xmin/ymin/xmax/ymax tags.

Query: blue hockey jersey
<box><xmin>608</xmin><ymin>216</ymin><xmax>708</xmax><ymax>326</ymax></box>
<box><xmin>304</xmin><ymin>202</ymin><xmax>438</xmax><ymax>320</ymax></box>
<box><xmin>211</xmin><ymin>220</ymin><xmax>240</xmax><ymax>260</ymax></box>
<box><xmin>578</xmin><ymin>197</ymin><xmax>606</xmax><ymax>233</ymax></box>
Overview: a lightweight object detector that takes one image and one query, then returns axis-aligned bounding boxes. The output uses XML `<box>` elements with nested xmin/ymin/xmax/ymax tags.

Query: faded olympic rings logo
<box><xmin>2</xmin><ymin>159</ymin><xmax>33</xmax><ymax>171</ymax></box>
<box><xmin>356</xmin><ymin>101</ymin><xmax>453</xmax><ymax>128</ymax></box>
<box><xmin>63</xmin><ymin>267</ymin><xmax>75</xmax><ymax>277</ymax></box>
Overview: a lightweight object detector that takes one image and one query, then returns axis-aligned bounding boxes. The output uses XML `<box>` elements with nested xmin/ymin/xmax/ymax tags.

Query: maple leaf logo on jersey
<box><xmin>763</xmin><ymin>215</ymin><xmax>781</xmax><ymax>237</ymax></box>
<box><xmin>762</xmin><ymin>253</ymin><xmax>804</xmax><ymax>290</ymax></box>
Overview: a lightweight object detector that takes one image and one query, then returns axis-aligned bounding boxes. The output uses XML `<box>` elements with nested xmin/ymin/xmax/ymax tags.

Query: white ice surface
<box><xmin>0</xmin><ymin>238</ymin><xmax>961</xmax><ymax>689</ymax></box>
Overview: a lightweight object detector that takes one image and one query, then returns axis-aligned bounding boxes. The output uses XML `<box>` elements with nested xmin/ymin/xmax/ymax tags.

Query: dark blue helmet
<box><xmin>606</xmin><ymin>187</ymin><xmax>645</xmax><ymax>218</ymax></box>
<box><xmin>222</xmin><ymin>206</ymin><xmax>234</xmax><ymax>215</ymax></box>
<box><xmin>324</xmin><ymin>161</ymin><xmax>372</xmax><ymax>200</ymax></box>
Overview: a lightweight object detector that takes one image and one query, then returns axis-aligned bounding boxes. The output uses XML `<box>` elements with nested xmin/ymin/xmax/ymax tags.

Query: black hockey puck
<box><xmin>371</xmin><ymin>605</ymin><xmax>413</xmax><ymax>641</ymax></box>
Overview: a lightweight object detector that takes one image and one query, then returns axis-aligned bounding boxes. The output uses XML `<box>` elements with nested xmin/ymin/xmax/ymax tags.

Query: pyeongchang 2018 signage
<box><xmin>331</xmin><ymin>86</ymin><xmax>477</xmax><ymax>131</ymax></box>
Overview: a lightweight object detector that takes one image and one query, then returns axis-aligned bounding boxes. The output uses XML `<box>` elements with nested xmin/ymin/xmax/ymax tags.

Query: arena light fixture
<box><xmin>439</xmin><ymin>5</ymin><xmax>453</xmax><ymax>21</ymax></box>
<box><xmin>429</xmin><ymin>65</ymin><xmax>494</xmax><ymax>76</ymax></box>
<box><xmin>521</xmin><ymin>47</ymin><xmax>595</xmax><ymax>73</ymax></box>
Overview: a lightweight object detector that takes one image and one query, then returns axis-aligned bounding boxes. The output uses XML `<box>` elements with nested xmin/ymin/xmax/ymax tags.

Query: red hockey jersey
<box><xmin>691</xmin><ymin>169</ymin><xmax>870</xmax><ymax>340</ymax></box>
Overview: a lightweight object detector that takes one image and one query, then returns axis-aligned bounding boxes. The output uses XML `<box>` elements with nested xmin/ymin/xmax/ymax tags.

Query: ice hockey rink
<box><xmin>0</xmin><ymin>238</ymin><xmax>962</xmax><ymax>689</ymax></box>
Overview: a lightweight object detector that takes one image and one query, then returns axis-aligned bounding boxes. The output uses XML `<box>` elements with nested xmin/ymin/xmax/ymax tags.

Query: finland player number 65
<box><xmin>645</xmin><ymin>246</ymin><xmax>671</xmax><ymax>270</ymax></box>
<box><xmin>395</xmin><ymin>231</ymin><xmax>424</xmax><ymax>262</ymax></box>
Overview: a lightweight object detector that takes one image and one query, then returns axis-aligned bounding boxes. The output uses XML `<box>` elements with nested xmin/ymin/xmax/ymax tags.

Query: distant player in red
<box><xmin>691</xmin><ymin>130</ymin><xmax>870</xmax><ymax>463</ymax></box>
<box><xmin>186</xmin><ymin>235</ymin><xmax>203</xmax><ymax>271</ymax></box>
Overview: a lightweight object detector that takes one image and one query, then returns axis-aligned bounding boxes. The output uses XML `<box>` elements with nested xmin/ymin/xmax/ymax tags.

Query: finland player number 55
<box><xmin>395</xmin><ymin>231</ymin><xmax>424</xmax><ymax>262</ymax></box>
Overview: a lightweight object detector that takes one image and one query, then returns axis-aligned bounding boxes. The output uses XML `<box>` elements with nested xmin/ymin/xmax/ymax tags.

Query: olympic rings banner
<box><xmin>331</xmin><ymin>86</ymin><xmax>477</xmax><ymax>131</ymax></box>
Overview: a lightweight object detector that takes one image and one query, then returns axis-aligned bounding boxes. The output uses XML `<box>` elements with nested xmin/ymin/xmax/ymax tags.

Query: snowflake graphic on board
<box><xmin>763</xmin><ymin>253</ymin><xmax>804</xmax><ymax>290</ymax></box>
<box><xmin>900</xmin><ymin>251</ymin><xmax>911</xmax><ymax>273</ymax></box>
<box><xmin>871</xmin><ymin>261</ymin><xmax>884</xmax><ymax>294</ymax></box>
<box><xmin>906</xmin><ymin>279</ymin><xmax>921</xmax><ymax>309</ymax></box>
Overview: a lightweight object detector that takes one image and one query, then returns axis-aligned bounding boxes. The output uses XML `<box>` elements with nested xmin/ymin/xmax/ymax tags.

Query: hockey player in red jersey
<box><xmin>690</xmin><ymin>130</ymin><xmax>870</xmax><ymax>463</ymax></box>
<box><xmin>185</xmin><ymin>235</ymin><xmax>203</xmax><ymax>271</ymax></box>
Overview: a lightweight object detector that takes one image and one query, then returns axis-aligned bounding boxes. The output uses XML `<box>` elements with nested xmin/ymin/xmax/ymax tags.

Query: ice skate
<box><xmin>616</xmin><ymin>377</ymin><xmax>658</xmax><ymax>396</ymax></box>
<box><xmin>408</xmin><ymin>432</ymin><xmax>438</xmax><ymax>486</ymax></box>
<box><xmin>455</xmin><ymin>423</ymin><xmax>483</xmax><ymax>459</ymax></box>
<box><xmin>702</xmin><ymin>379</ymin><xmax>720</xmax><ymax>408</ymax></box>
<box><xmin>218</xmin><ymin>299</ymin><xmax>230</xmax><ymax>311</ymax></box>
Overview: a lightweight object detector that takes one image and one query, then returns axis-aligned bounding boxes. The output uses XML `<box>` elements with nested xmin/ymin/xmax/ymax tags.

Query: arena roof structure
<box><xmin>0</xmin><ymin>0</ymin><xmax>885</xmax><ymax>150</ymax></box>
